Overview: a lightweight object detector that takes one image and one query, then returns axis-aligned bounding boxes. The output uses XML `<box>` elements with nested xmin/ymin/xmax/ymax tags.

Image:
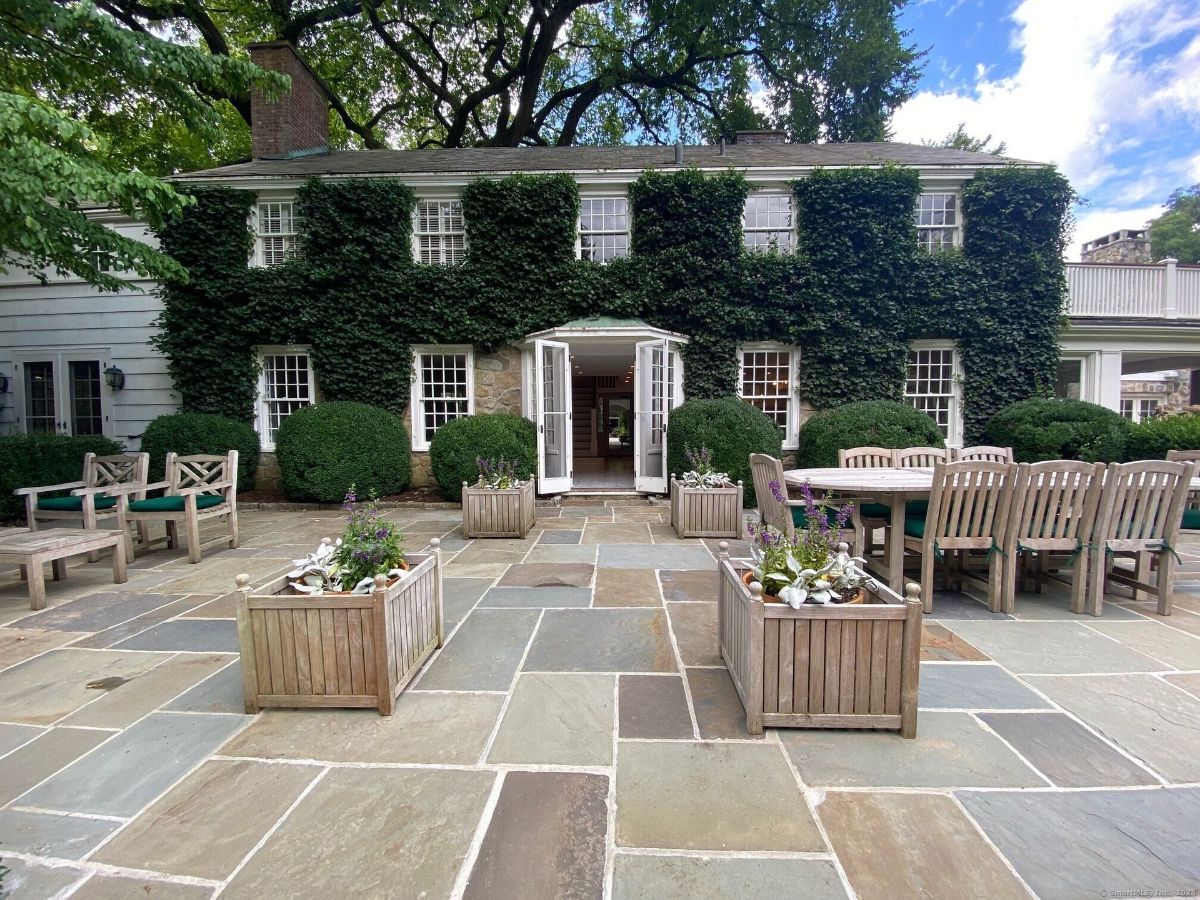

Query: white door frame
<box><xmin>11</xmin><ymin>348</ymin><xmax>114</xmax><ymax>438</ymax></box>
<box><xmin>633</xmin><ymin>338</ymin><xmax>684</xmax><ymax>494</ymax></box>
<box><xmin>534</xmin><ymin>338</ymin><xmax>573</xmax><ymax>494</ymax></box>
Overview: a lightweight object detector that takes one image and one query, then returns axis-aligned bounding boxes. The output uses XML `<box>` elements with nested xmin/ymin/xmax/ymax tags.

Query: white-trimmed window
<box><xmin>905</xmin><ymin>344</ymin><xmax>962</xmax><ymax>443</ymax></box>
<box><xmin>256</xmin><ymin>347</ymin><xmax>315</xmax><ymax>450</ymax></box>
<box><xmin>414</xmin><ymin>200</ymin><xmax>466</xmax><ymax>265</ymax></box>
<box><xmin>743</xmin><ymin>193</ymin><xmax>794</xmax><ymax>254</ymax></box>
<box><xmin>738</xmin><ymin>344</ymin><xmax>800</xmax><ymax>449</ymax></box>
<box><xmin>256</xmin><ymin>202</ymin><xmax>300</xmax><ymax>267</ymax></box>
<box><xmin>410</xmin><ymin>346</ymin><xmax>474</xmax><ymax>450</ymax></box>
<box><xmin>914</xmin><ymin>193</ymin><xmax>959</xmax><ymax>252</ymax></box>
<box><xmin>1121</xmin><ymin>397</ymin><xmax>1160</xmax><ymax>423</ymax></box>
<box><xmin>579</xmin><ymin>197</ymin><xmax>629</xmax><ymax>262</ymax></box>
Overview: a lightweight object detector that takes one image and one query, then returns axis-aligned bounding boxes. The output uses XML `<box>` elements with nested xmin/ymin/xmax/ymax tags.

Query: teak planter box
<box><xmin>716</xmin><ymin>545</ymin><xmax>922</xmax><ymax>737</ymax></box>
<box><xmin>670</xmin><ymin>477</ymin><xmax>744</xmax><ymax>539</ymax></box>
<box><xmin>462</xmin><ymin>478</ymin><xmax>536</xmax><ymax>539</ymax></box>
<box><xmin>235</xmin><ymin>542</ymin><xmax>443</xmax><ymax>716</ymax></box>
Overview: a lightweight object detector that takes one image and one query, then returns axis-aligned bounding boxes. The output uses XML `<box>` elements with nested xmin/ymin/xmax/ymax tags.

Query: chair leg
<box><xmin>83</xmin><ymin>507</ymin><xmax>100</xmax><ymax>563</ymax></box>
<box><xmin>1087</xmin><ymin>548</ymin><xmax>1107</xmax><ymax>617</ymax></box>
<box><xmin>166</xmin><ymin>520</ymin><xmax>178</xmax><ymax>550</ymax></box>
<box><xmin>1134</xmin><ymin>552</ymin><xmax>1152</xmax><ymax>603</ymax></box>
<box><xmin>1001</xmin><ymin>550</ymin><xmax>1017</xmax><ymax>614</ymax></box>
<box><xmin>1156</xmin><ymin>551</ymin><xmax>1176</xmax><ymax>616</ymax></box>
<box><xmin>185</xmin><ymin>515</ymin><xmax>202</xmax><ymax>564</ymax></box>
<box><xmin>920</xmin><ymin>548</ymin><xmax>935</xmax><ymax>614</ymax></box>
<box><xmin>987</xmin><ymin>554</ymin><xmax>1004</xmax><ymax>613</ymax></box>
<box><xmin>136</xmin><ymin>521</ymin><xmax>149</xmax><ymax>548</ymax></box>
<box><xmin>1070</xmin><ymin>548</ymin><xmax>1089</xmax><ymax>615</ymax></box>
<box><xmin>228</xmin><ymin>507</ymin><xmax>240</xmax><ymax>549</ymax></box>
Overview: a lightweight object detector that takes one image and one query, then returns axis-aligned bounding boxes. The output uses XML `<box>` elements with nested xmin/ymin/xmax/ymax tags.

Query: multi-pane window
<box><xmin>23</xmin><ymin>361</ymin><xmax>56</xmax><ymax>434</ymax></box>
<box><xmin>739</xmin><ymin>346</ymin><xmax>798</xmax><ymax>447</ymax></box>
<box><xmin>914</xmin><ymin>193</ymin><xmax>959</xmax><ymax>252</ymax></box>
<box><xmin>69</xmin><ymin>361</ymin><xmax>103</xmax><ymax>435</ymax></box>
<box><xmin>19</xmin><ymin>356</ymin><xmax>107</xmax><ymax>436</ymax></box>
<box><xmin>743</xmin><ymin>194</ymin><xmax>794</xmax><ymax>254</ymax></box>
<box><xmin>257</xmin><ymin>349</ymin><xmax>315</xmax><ymax>449</ymax></box>
<box><xmin>257</xmin><ymin>202</ymin><xmax>300</xmax><ymax>266</ymax></box>
<box><xmin>1120</xmin><ymin>397</ymin><xmax>1160</xmax><ymax>423</ymax></box>
<box><xmin>905</xmin><ymin>347</ymin><xmax>959</xmax><ymax>440</ymax></box>
<box><xmin>579</xmin><ymin>198</ymin><xmax>629</xmax><ymax>262</ymax></box>
<box><xmin>412</xmin><ymin>348</ymin><xmax>473</xmax><ymax>449</ymax></box>
<box><xmin>414</xmin><ymin>200</ymin><xmax>466</xmax><ymax>265</ymax></box>
<box><xmin>92</xmin><ymin>245</ymin><xmax>115</xmax><ymax>273</ymax></box>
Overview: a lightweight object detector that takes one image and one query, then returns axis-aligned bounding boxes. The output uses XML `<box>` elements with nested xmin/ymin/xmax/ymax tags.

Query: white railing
<box><xmin>1067</xmin><ymin>258</ymin><xmax>1199</xmax><ymax>318</ymax></box>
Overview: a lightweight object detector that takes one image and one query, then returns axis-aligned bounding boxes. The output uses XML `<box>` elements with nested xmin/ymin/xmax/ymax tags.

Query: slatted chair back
<box><xmin>1096</xmin><ymin>460</ymin><xmax>1192</xmax><ymax>554</ymax></box>
<box><xmin>925</xmin><ymin>461</ymin><xmax>1015</xmax><ymax>552</ymax></box>
<box><xmin>1166</xmin><ymin>449</ymin><xmax>1200</xmax><ymax>466</ymax></box>
<box><xmin>749</xmin><ymin>453</ymin><xmax>794</xmax><ymax>538</ymax></box>
<box><xmin>1166</xmin><ymin>450</ymin><xmax>1200</xmax><ymax>524</ymax></box>
<box><xmin>895</xmin><ymin>447</ymin><xmax>951</xmax><ymax>468</ymax></box>
<box><xmin>165</xmin><ymin>451</ymin><xmax>238</xmax><ymax>502</ymax></box>
<box><xmin>838</xmin><ymin>446</ymin><xmax>896</xmax><ymax>468</ymax></box>
<box><xmin>956</xmin><ymin>446</ymin><xmax>1013</xmax><ymax>464</ymax></box>
<box><xmin>1008</xmin><ymin>461</ymin><xmax>1104</xmax><ymax>550</ymax></box>
<box><xmin>85</xmin><ymin>453</ymin><xmax>148</xmax><ymax>491</ymax></box>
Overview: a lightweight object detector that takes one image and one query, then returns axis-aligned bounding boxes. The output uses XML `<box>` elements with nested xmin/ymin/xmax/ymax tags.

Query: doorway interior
<box><xmin>570</xmin><ymin>347</ymin><xmax>636</xmax><ymax>489</ymax></box>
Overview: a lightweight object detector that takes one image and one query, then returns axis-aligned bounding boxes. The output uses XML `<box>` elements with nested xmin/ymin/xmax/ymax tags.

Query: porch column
<box><xmin>1096</xmin><ymin>349</ymin><xmax>1123</xmax><ymax>413</ymax></box>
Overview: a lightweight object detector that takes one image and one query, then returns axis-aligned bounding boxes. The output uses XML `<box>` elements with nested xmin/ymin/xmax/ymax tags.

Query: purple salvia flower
<box><xmin>769</xmin><ymin>479</ymin><xmax>785</xmax><ymax>504</ymax></box>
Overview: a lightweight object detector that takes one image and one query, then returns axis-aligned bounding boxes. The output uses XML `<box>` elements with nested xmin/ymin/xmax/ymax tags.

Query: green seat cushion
<box><xmin>128</xmin><ymin>494</ymin><xmax>225</xmax><ymax>513</ymax></box>
<box><xmin>37</xmin><ymin>495</ymin><xmax>117</xmax><ymax>512</ymax></box>
<box><xmin>1183</xmin><ymin>508</ymin><xmax>1200</xmax><ymax>530</ymax></box>
<box><xmin>904</xmin><ymin>499</ymin><xmax>929</xmax><ymax>517</ymax></box>
<box><xmin>858</xmin><ymin>502</ymin><xmax>892</xmax><ymax>522</ymax></box>
<box><xmin>903</xmin><ymin>516</ymin><xmax>926</xmax><ymax>539</ymax></box>
<box><xmin>791</xmin><ymin>506</ymin><xmax>841</xmax><ymax>528</ymax></box>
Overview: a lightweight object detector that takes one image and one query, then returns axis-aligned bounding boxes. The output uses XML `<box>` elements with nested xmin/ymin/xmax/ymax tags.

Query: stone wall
<box><xmin>1080</xmin><ymin>230</ymin><xmax>1152</xmax><ymax>264</ymax></box>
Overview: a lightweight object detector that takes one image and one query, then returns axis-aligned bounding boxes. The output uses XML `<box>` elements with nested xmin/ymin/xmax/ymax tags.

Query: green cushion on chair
<box><xmin>905</xmin><ymin>499</ymin><xmax>928</xmax><ymax>517</ymax></box>
<box><xmin>859</xmin><ymin>502</ymin><xmax>892</xmax><ymax>522</ymax></box>
<box><xmin>128</xmin><ymin>494</ymin><xmax>225</xmax><ymax>513</ymax></box>
<box><xmin>1183</xmin><ymin>508</ymin><xmax>1200</xmax><ymax>530</ymax></box>
<box><xmin>37</xmin><ymin>496</ymin><xmax>117</xmax><ymax>512</ymax></box>
<box><xmin>903</xmin><ymin>516</ymin><xmax>926</xmax><ymax>539</ymax></box>
<box><xmin>791</xmin><ymin>506</ymin><xmax>842</xmax><ymax>528</ymax></box>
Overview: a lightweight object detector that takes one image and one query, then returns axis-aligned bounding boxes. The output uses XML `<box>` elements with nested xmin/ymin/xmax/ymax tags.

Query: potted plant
<box><xmin>462</xmin><ymin>457</ymin><xmax>536</xmax><ymax>539</ymax></box>
<box><xmin>717</xmin><ymin>482</ymin><xmax>922</xmax><ymax>737</ymax></box>
<box><xmin>670</xmin><ymin>446</ymin><xmax>744</xmax><ymax>538</ymax></box>
<box><xmin>234</xmin><ymin>489</ymin><xmax>443</xmax><ymax>716</ymax></box>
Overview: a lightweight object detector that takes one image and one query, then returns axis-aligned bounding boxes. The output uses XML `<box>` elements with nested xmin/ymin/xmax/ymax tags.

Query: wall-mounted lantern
<box><xmin>103</xmin><ymin>365</ymin><xmax>126</xmax><ymax>390</ymax></box>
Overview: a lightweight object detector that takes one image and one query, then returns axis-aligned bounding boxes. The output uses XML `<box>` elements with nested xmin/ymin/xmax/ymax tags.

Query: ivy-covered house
<box><xmin>0</xmin><ymin>42</ymin><xmax>1099</xmax><ymax>494</ymax></box>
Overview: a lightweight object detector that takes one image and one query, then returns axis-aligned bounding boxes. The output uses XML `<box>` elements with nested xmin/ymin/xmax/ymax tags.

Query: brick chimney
<box><xmin>734</xmin><ymin>130</ymin><xmax>788</xmax><ymax>145</ymax></box>
<box><xmin>248</xmin><ymin>41</ymin><xmax>330</xmax><ymax>159</ymax></box>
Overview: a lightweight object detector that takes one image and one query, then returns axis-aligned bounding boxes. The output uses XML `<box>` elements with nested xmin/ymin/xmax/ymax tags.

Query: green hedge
<box><xmin>665</xmin><ymin>398</ymin><xmax>782</xmax><ymax>507</ymax></box>
<box><xmin>275</xmin><ymin>402</ymin><xmax>411</xmax><ymax>502</ymax></box>
<box><xmin>141</xmin><ymin>412</ymin><xmax>260</xmax><ymax>492</ymax></box>
<box><xmin>1126</xmin><ymin>413</ymin><xmax>1200</xmax><ymax>460</ymax></box>
<box><xmin>982</xmin><ymin>398</ymin><xmax>1132</xmax><ymax>463</ymax></box>
<box><xmin>0</xmin><ymin>434</ymin><xmax>123</xmax><ymax>519</ymax></box>
<box><xmin>429</xmin><ymin>413</ymin><xmax>537</xmax><ymax>503</ymax></box>
<box><xmin>796</xmin><ymin>400</ymin><xmax>945</xmax><ymax>467</ymax></box>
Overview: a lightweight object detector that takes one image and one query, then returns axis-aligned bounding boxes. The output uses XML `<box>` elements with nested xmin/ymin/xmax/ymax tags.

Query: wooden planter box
<box><xmin>234</xmin><ymin>544</ymin><xmax>443</xmax><ymax>715</ymax></box>
<box><xmin>670</xmin><ymin>477</ymin><xmax>744</xmax><ymax>539</ymax></box>
<box><xmin>716</xmin><ymin>547</ymin><xmax>922</xmax><ymax>737</ymax></box>
<box><xmin>462</xmin><ymin>478</ymin><xmax>536</xmax><ymax>539</ymax></box>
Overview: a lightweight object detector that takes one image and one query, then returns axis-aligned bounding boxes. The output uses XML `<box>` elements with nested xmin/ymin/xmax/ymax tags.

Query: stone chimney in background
<box><xmin>1080</xmin><ymin>229</ymin><xmax>1153</xmax><ymax>264</ymax></box>
<box><xmin>248</xmin><ymin>41</ymin><xmax>330</xmax><ymax>159</ymax></box>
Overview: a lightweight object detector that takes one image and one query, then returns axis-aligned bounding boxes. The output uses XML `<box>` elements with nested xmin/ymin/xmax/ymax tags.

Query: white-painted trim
<box><xmin>412</xmin><ymin>197</ymin><xmax>467</xmax><ymax>265</ymax></box>
<box><xmin>737</xmin><ymin>343</ymin><xmax>801</xmax><ymax>449</ymax></box>
<box><xmin>742</xmin><ymin>191</ymin><xmax>795</xmax><ymax>255</ymax></box>
<box><xmin>915</xmin><ymin>191</ymin><xmax>963</xmax><ymax>253</ymax></box>
<box><xmin>11</xmin><ymin>347</ymin><xmax>116</xmax><ymax>439</ymax></box>
<box><xmin>576</xmin><ymin>194</ymin><xmax>630</xmax><ymax>263</ymax></box>
<box><xmin>254</xmin><ymin>344</ymin><xmax>316</xmax><ymax>452</ymax></box>
<box><xmin>905</xmin><ymin>339</ymin><xmax>963</xmax><ymax>446</ymax></box>
<box><xmin>410</xmin><ymin>344</ymin><xmax>475</xmax><ymax>451</ymax></box>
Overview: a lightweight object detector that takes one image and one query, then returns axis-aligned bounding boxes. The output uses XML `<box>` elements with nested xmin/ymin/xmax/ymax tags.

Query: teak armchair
<box><xmin>114</xmin><ymin>451</ymin><xmax>240</xmax><ymax>564</ymax></box>
<box><xmin>1166</xmin><ymin>450</ymin><xmax>1200</xmax><ymax>534</ymax></box>
<box><xmin>749</xmin><ymin>453</ymin><xmax>855</xmax><ymax>550</ymax></box>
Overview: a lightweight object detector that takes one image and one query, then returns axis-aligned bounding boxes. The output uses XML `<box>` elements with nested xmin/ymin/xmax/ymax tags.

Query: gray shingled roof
<box><xmin>178</xmin><ymin>142</ymin><xmax>1043</xmax><ymax>180</ymax></box>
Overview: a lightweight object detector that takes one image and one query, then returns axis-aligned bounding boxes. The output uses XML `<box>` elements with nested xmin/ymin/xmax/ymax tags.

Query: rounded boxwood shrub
<box><xmin>666</xmin><ymin>398</ymin><xmax>782</xmax><ymax>508</ymax></box>
<box><xmin>0</xmin><ymin>434</ymin><xmax>123</xmax><ymax>520</ymax></box>
<box><xmin>141</xmin><ymin>412</ymin><xmax>260</xmax><ymax>492</ymax></box>
<box><xmin>275</xmin><ymin>402</ymin><xmax>411</xmax><ymax>502</ymax></box>
<box><xmin>1126</xmin><ymin>411</ymin><xmax>1200</xmax><ymax>460</ymax></box>
<box><xmin>982</xmin><ymin>398</ymin><xmax>1131</xmax><ymax>462</ymax></box>
<box><xmin>429</xmin><ymin>413</ymin><xmax>536</xmax><ymax>503</ymax></box>
<box><xmin>796</xmin><ymin>400</ymin><xmax>945</xmax><ymax>468</ymax></box>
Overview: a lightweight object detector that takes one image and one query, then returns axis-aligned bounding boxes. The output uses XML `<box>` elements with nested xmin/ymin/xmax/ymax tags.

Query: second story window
<box><xmin>414</xmin><ymin>200</ymin><xmax>466</xmax><ymax>265</ymax></box>
<box><xmin>915</xmin><ymin>193</ymin><xmax>959</xmax><ymax>252</ymax></box>
<box><xmin>257</xmin><ymin>202</ymin><xmax>300</xmax><ymax>267</ymax></box>
<box><xmin>743</xmin><ymin>194</ymin><xmax>794</xmax><ymax>254</ymax></box>
<box><xmin>579</xmin><ymin>197</ymin><xmax>629</xmax><ymax>262</ymax></box>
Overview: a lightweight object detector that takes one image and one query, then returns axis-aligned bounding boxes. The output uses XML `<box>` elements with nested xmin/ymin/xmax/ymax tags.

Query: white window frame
<box><xmin>742</xmin><ymin>192</ymin><xmax>795</xmax><ymax>255</ymax></box>
<box><xmin>914</xmin><ymin>192</ymin><xmax>961</xmax><ymax>253</ymax></box>
<box><xmin>1056</xmin><ymin>353</ymin><xmax>1093</xmax><ymax>402</ymax></box>
<box><xmin>253</xmin><ymin>200</ymin><xmax>300</xmax><ymax>267</ymax></box>
<box><xmin>577</xmin><ymin>196</ymin><xmax>630</xmax><ymax>263</ymax></box>
<box><xmin>11</xmin><ymin>348</ymin><xmax>115</xmax><ymax>439</ymax></box>
<box><xmin>737</xmin><ymin>343</ymin><xmax>801</xmax><ymax>449</ymax></box>
<box><xmin>255</xmin><ymin>345</ymin><xmax>316</xmax><ymax>451</ymax></box>
<box><xmin>410</xmin><ymin>345</ymin><xmax>475</xmax><ymax>451</ymax></box>
<box><xmin>412</xmin><ymin>199</ymin><xmax>467</xmax><ymax>265</ymax></box>
<box><xmin>904</xmin><ymin>341</ymin><xmax>963</xmax><ymax>446</ymax></box>
<box><xmin>1120</xmin><ymin>396</ymin><xmax>1160</xmax><ymax>423</ymax></box>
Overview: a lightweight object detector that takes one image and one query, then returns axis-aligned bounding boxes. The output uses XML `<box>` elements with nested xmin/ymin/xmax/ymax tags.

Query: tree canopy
<box><xmin>1148</xmin><ymin>184</ymin><xmax>1200</xmax><ymax>263</ymax></box>
<box><xmin>0</xmin><ymin>0</ymin><xmax>285</xmax><ymax>289</ymax></box>
<box><xmin>922</xmin><ymin>122</ymin><xmax>1007</xmax><ymax>156</ymax></box>
<box><xmin>95</xmin><ymin>0</ymin><xmax>923</xmax><ymax>150</ymax></box>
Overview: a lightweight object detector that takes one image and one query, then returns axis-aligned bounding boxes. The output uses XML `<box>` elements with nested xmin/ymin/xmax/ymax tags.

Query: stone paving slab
<box><xmin>499</xmin><ymin>562</ymin><xmax>594</xmax><ymax>587</ymax></box>
<box><xmin>817</xmin><ymin>791</ymin><xmax>1028</xmax><ymax>900</ymax></box>
<box><xmin>615</xmin><ymin>741</ymin><xmax>824</xmax><ymax>852</ymax></box>
<box><xmin>1085</xmin><ymin>620</ymin><xmax>1200</xmax><ymax>669</ymax></box>
<box><xmin>594</xmin><ymin>568</ymin><xmax>661</xmax><ymax>607</ymax></box>
<box><xmin>8</xmin><ymin>591</ymin><xmax>186</xmax><ymax>633</ymax></box>
<box><xmin>959</xmin><ymin>787</ymin><xmax>1200</xmax><ymax>898</ymax></box>
<box><xmin>21</xmin><ymin>711</ymin><xmax>246</xmax><ymax>817</ymax></box>
<box><xmin>919</xmin><ymin>622</ymin><xmax>988</xmax><ymax>661</ymax></box>
<box><xmin>112</xmin><ymin>618</ymin><xmax>239</xmax><ymax>653</ymax></box>
<box><xmin>415</xmin><ymin>608</ymin><xmax>540</xmax><ymax>691</ymax></box>
<box><xmin>0</xmin><ymin>807</ymin><xmax>118</xmax><ymax>858</ymax></box>
<box><xmin>0</xmin><ymin>721</ymin><xmax>41</xmax><ymax>755</ymax></box>
<box><xmin>1165</xmin><ymin>671</ymin><xmax>1200</xmax><ymax>699</ymax></box>
<box><xmin>598</xmin><ymin>544</ymin><xmax>715</xmax><ymax>570</ymax></box>
<box><xmin>927</xmin><ymin>591</ymin><xmax>1012</xmax><ymax>619</ymax></box>
<box><xmin>0</xmin><ymin>627</ymin><xmax>87</xmax><ymax>670</ymax></box>
<box><xmin>658</xmin><ymin>570</ymin><xmax>717</xmax><ymax>603</ymax></box>
<box><xmin>1009</xmin><ymin>593</ymin><xmax>1146</xmax><ymax>620</ymax></box>
<box><xmin>612</xmin><ymin>854</ymin><xmax>848</xmax><ymax>900</ymax></box>
<box><xmin>221</xmin><ymin>692</ymin><xmax>502</xmax><ymax>764</ymax></box>
<box><xmin>917</xmin><ymin>663</ymin><xmax>1052</xmax><ymax>710</ymax></box>
<box><xmin>0</xmin><ymin>726</ymin><xmax>112</xmax><ymax>806</ymax></box>
<box><xmin>1027</xmin><ymin>673</ymin><xmax>1200</xmax><ymax>782</ymax></box>
<box><xmin>165</xmin><ymin>661</ymin><xmax>243</xmax><ymax>714</ymax></box>
<box><xmin>539</xmin><ymin>529</ymin><xmax>582</xmax><ymax>544</ymax></box>
<box><xmin>525</xmin><ymin>609</ymin><xmax>676</xmax><ymax>673</ymax></box>
<box><xmin>69</xmin><ymin>875</ymin><xmax>214</xmax><ymax>899</ymax></box>
<box><xmin>618</xmin><ymin>675</ymin><xmax>694</xmax><ymax>739</ymax></box>
<box><xmin>0</xmin><ymin>858</ymin><xmax>84</xmax><ymax>898</ymax></box>
<box><xmin>71</xmin><ymin>597</ymin><xmax>210</xmax><ymax>649</ymax></box>
<box><xmin>479</xmin><ymin>586</ymin><xmax>593</xmax><ymax>608</ymax></box>
<box><xmin>977</xmin><ymin>712</ymin><xmax>1159</xmax><ymax>787</ymax></box>
<box><xmin>441</xmin><ymin>577</ymin><xmax>492</xmax><ymax>626</ymax></box>
<box><xmin>93</xmin><ymin>758</ymin><xmax>319</xmax><ymax>880</ymax></box>
<box><xmin>177</xmin><ymin>593</ymin><xmax>236</xmax><ymax>619</ymax></box>
<box><xmin>781</xmin><ymin>711</ymin><xmax>1045</xmax><ymax>788</ymax></box>
<box><xmin>667</xmin><ymin>602</ymin><xmax>719</xmax><ymax>666</ymax></box>
<box><xmin>583</xmin><ymin>523</ymin><xmax>652</xmax><ymax>544</ymax></box>
<box><xmin>944</xmin><ymin>620</ymin><xmax>1169</xmax><ymax>674</ymax></box>
<box><xmin>523</xmin><ymin>545</ymin><xmax>599</xmax><ymax>564</ymax></box>
<box><xmin>61</xmin><ymin>653</ymin><xmax>230</xmax><ymax>727</ymax></box>
<box><xmin>686</xmin><ymin>667</ymin><xmax>758</xmax><ymax>739</ymax></box>
<box><xmin>488</xmin><ymin>673</ymin><xmax>614</xmax><ymax>766</ymax></box>
<box><xmin>220</xmin><ymin>767</ymin><xmax>494</xmax><ymax>900</ymax></box>
<box><xmin>464</xmin><ymin>771</ymin><xmax>608</xmax><ymax>900</ymax></box>
<box><xmin>0</xmin><ymin>648</ymin><xmax>167</xmax><ymax>725</ymax></box>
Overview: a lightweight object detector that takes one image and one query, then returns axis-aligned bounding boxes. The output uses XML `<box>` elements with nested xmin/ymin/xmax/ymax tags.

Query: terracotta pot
<box><xmin>840</xmin><ymin>587</ymin><xmax>866</xmax><ymax>605</ymax></box>
<box><xmin>741</xmin><ymin>569</ymin><xmax>782</xmax><ymax>601</ymax></box>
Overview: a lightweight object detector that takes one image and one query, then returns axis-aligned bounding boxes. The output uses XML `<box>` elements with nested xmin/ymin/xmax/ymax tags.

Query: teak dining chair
<box><xmin>894</xmin><ymin>447</ymin><xmax>951</xmax><ymax>468</ymax></box>
<box><xmin>749</xmin><ymin>453</ymin><xmax>855</xmax><ymax>550</ymax></box>
<box><xmin>837</xmin><ymin>446</ymin><xmax>896</xmax><ymax>558</ymax></box>
<box><xmin>956</xmin><ymin>446</ymin><xmax>1014</xmax><ymax>463</ymax></box>
<box><xmin>1166</xmin><ymin>449</ymin><xmax>1200</xmax><ymax>534</ymax></box>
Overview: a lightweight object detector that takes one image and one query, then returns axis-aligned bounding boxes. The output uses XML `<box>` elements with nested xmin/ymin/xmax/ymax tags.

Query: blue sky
<box><xmin>890</xmin><ymin>0</ymin><xmax>1200</xmax><ymax>257</ymax></box>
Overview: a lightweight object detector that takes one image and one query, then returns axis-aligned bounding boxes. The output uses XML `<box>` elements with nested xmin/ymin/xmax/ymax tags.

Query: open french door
<box><xmin>633</xmin><ymin>339</ymin><xmax>683</xmax><ymax>493</ymax></box>
<box><xmin>535</xmin><ymin>339</ymin><xmax>573</xmax><ymax>494</ymax></box>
